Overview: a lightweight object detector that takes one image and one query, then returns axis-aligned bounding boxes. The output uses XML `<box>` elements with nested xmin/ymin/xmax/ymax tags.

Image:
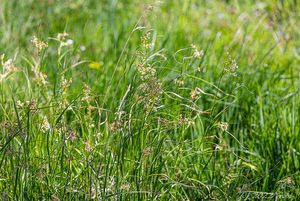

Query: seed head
<box><xmin>109</xmin><ymin>121</ymin><xmax>123</xmax><ymax>133</ymax></box>
<box><xmin>68</xmin><ymin>131</ymin><xmax>77</xmax><ymax>142</ymax></box>
<box><xmin>141</xmin><ymin>32</ymin><xmax>153</xmax><ymax>49</ymax></box>
<box><xmin>224</xmin><ymin>52</ymin><xmax>238</xmax><ymax>75</ymax></box>
<box><xmin>191</xmin><ymin>44</ymin><xmax>204</xmax><ymax>59</ymax></box>
<box><xmin>51</xmin><ymin>194</ymin><xmax>60</xmax><ymax>201</ymax></box>
<box><xmin>61</xmin><ymin>75</ymin><xmax>72</xmax><ymax>91</ymax></box>
<box><xmin>82</xmin><ymin>84</ymin><xmax>91</xmax><ymax>102</ymax></box>
<box><xmin>217</xmin><ymin>122</ymin><xmax>228</xmax><ymax>131</ymax></box>
<box><xmin>174</xmin><ymin>79</ymin><xmax>184</xmax><ymax>86</ymax></box>
<box><xmin>177</xmin><ymin>114</ymin><xmax>194</xmax><ymax>127</ymax></box>
<box><xmin>41</xmin><ymin>116</ymin><xmax>51</xmax><ymax>132</ymax></box>
<box><xmin>286</xmin><ymin>177</ymin><xmax>293</xmax><ymax>185</ymax></box>
<box><xmin>120</xmin><ymin>183</ymin><xmax>131</xmax><ymax>191</ymax></box>
<box><xmin>31</xmin><ymin>36</ymin><xmax>48</xmax><ymax>51</ymax></box>
<box><xmin>0</xmin><ymin>54</ymin><xmax>18</xmax><ymax>81</ymax></box>
<box><xmin>57</xmin><ymin>32</ymin><xmax>69</xmax><ymax>41</ymax></box>
<box><xmin>27</xmin><ymin>100</ymin><xmax>38</xmax><ymax>113</ymax></box>
<box><xmin>34</xmin><ymin>72</ymin><xmax>48</xmax><ymax>86</ymax></box>
<box><xmin>84</xmin><ymin>140</ymin><xmax>93</xmax><ymax>152</ymax></box>
<box><xmin>190</xmin><ymin>88</ymin><xmax>200</xmax><ymax>100</ymax></box>
<box><xmin>137</xmin><ymin>64</ymin><xmax>156</xmax><ymax>81</ymax></box>
<box><xmin>143</xmin><ymin>147</ymin><xmax>153</xmax><ymax>156</ymax></box>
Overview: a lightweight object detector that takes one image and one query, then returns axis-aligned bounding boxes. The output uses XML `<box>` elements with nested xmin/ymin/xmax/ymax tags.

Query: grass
<box><xmin>0</xmin><ymin>0</ymin><xmax>300</xmax><ymax>200</ymax></box>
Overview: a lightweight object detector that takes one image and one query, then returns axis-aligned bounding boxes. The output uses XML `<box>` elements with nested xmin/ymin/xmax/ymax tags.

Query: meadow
<box><xmin>0</xmin><ymin>0</ymin><xmax>300</xmax><ymax>200</ymax></box>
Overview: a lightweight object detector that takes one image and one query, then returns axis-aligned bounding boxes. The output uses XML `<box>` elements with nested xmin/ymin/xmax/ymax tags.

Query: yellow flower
<box><xmin>88</xmin><ymin>61</ymin><xmax>103</xmax><ymax>70</ymax></box>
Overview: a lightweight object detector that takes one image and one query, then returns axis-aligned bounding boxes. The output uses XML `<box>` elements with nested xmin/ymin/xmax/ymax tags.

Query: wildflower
<box><xmin>80</xmin><ymin>45</ymin><xmax>86</xmax><ymax>51</ymax></box>
<box><xmin>31</xmin><ymin>36</ymin><xmax>48</xmax><ymax>51</ymax></box>
<box><xmin>88</xmin><ymin>61</ymin><xmax>102</xmax><ymax>70</ymax></box>
<box><xmin>66</xmin><ymin>39</ymin><xmax>74</xmax><ymax>46</ymax></box>
<box><xmin>217</xmin><ymin>122</ymin><xmax>228</xmax><ymax>131</ymax></box>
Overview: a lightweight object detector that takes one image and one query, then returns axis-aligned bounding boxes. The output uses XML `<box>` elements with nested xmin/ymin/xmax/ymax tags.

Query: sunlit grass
<box><xmin>0</xmin><ymin>0</ymin><xmax>300</xmax><ymax>200</ymax></box>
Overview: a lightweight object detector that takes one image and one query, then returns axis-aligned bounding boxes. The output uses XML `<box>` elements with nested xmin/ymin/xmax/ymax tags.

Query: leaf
<box><xmin>242</xmin><ymin>162</ymin><xmax>258</xmax><ymax>171</ymax></box>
